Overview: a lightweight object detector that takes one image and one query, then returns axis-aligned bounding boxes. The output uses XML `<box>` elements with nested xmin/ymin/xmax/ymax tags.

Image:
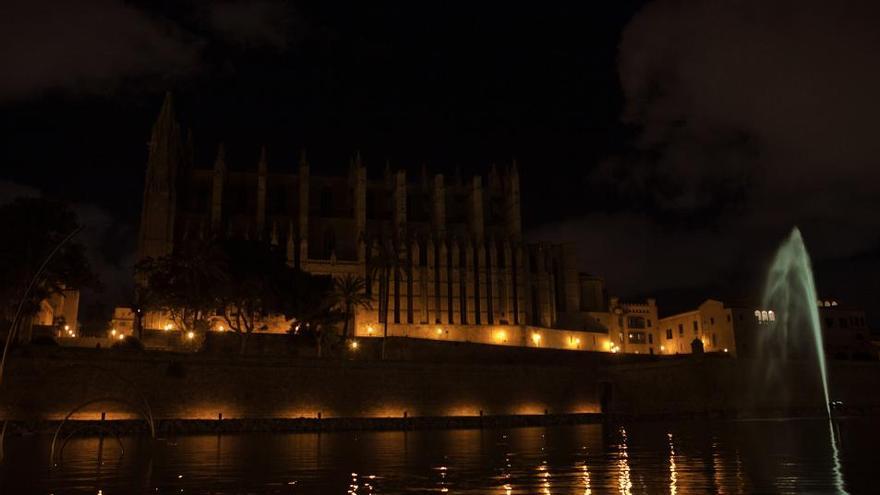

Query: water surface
<box><xmin>2</xmin><ymin>417</ymin><xmax>875</xmax><ymax>494</ymax></box>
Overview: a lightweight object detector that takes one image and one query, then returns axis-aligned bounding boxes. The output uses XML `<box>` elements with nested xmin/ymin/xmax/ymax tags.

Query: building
<box><xmin>658</xmin><ymin>299</ymin><xmax>736</xmax><ymax>356</ymax></box>
<box><xmin>123</xmin><ymin>93</ymin><xmax>661</xmax><ymax>353</ymax></box>
<box><xmin>816</xmin><ymin>299</ymin><xmax>874</xmax><ymax>359</ymax></box>
<box><xmin>659</xmin><ymin>298</ymin><xmax>874</xmax><ymax>359</ymax></box>
<box><xmin>28</xmin><ymin>288</ymin><xmax>80</xmax><ymax>340</ymax></box>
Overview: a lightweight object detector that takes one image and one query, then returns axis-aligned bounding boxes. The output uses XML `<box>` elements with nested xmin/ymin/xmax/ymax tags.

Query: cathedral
<box><xmin>132</xmin><ymin>93</ymin><xmax>660</xmax><ymax>353</ymax></box>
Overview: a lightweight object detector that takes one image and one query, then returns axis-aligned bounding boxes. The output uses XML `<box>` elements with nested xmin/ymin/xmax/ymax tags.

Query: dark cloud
<box><xmin>205</xmin><ymin>1</ymin><xmax>295</xmax><ymax>49</ymax></box>
<box><xmin>0</xmin><ymin>0</ymin><xmax>203</xmax><ymax>101</ymax></box>
<box><xmin>534</xmin><ymin>0</ymin><xmax>880</xmax><ymax>300</ymax></box>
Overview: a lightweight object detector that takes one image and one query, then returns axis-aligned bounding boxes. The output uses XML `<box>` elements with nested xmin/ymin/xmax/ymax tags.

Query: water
<box><xmin>2</xmin><ymin>419</ymin><xmax>877</xmax><ymax>494</ymax></box>
<box><xmin>761</xmin><ymin>227</ymin><xmax>831</xmax><ymax>416</ymax></box>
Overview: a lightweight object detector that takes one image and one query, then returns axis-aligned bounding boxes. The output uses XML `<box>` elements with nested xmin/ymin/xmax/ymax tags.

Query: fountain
<box><xmin>762</xmin><ymin>228</ymin><xmax>847</xmax><ymax>494</ymax></box>
<box><xmin>760</xmin><ymin>227</ymin><xmax>831</xmax><ymax>416</ymax></box>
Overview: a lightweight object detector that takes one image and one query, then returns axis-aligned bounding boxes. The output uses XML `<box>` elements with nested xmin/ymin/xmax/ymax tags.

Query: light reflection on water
<box><xmin>0</xmin><ymin>418</ymin><xmax>875</xmax><ymax>494</ymax></box>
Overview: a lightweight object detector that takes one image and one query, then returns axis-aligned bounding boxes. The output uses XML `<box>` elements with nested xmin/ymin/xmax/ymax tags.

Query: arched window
<box><xmin>323</xmin><ymin>228</ymin><xmax>336</xmax><ymax>257</ymax></box>
<box><xmin>761</xmin><ymin>310</ymin><xmax>769</xmax><ymax>322</ymax></box>
<box><xmin>754</xmin><ymin>310</ymin><xmax>761</xmax><ymax>321</ymax></box>
<box><xmin>320</xmin><ymin>186</ymin><xmax>333</xmax><ymax>216</ymax></box>
<box><xmin>768</xmin><ymin>310</ymin><xmax>775</xmax><ymax>322</ymax></box>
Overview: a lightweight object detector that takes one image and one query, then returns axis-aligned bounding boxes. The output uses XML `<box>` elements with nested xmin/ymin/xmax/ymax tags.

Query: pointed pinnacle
<box><xmin>259</xmin><ymin>145</ymin><xmax>268</xmax><ymax>173</ymax></box>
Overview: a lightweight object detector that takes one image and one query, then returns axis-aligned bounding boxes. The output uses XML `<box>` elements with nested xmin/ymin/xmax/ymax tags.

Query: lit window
<box><xmin>768</xmin><ymin>311</ymin><xmax>775</xmax><ymax>322</ymax></box>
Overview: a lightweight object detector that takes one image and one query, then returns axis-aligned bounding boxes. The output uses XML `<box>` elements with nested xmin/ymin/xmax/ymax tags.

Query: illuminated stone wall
<box><xmin>0</xmin><ymin>348</ymin><xmax>602</xmax><ymax>422</ymax></box>
<box><xmin>352</xmin><ymin>319</ymin><xmax>612</xmax><ymax>353</ymax></box>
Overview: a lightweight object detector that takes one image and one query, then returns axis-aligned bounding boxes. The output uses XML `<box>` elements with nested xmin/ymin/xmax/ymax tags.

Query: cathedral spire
<box><xmin>138</xmin><ymin>91</ymin><xmax>181</xmax><ymax>261</ymax></box>
<box><xmin>258</xmin><ymin>145</ymin><xmax>268</xmax><ymax>174</ymax></box>
<box><xmin>256</xmin><ymin>146</ymin><xmax>268</xmax><ymax>237</ymax></box>
<box><xmin>214</xmin><ymin>143</ymin><xmax>227</xmax><ymax>171</ymax></box>
<box><xmin>211</xmin><ymin>143</ymin><xmax>227</xmax><ymax>232</ymax></box>
<box><xmin>488</xmin><ymin>162</ymin><xmax>501</xmax><ymax>192</ymax></box>
<box><xmin>384</xmin><ymin>159</ymin><xmax>392</xmax><ymax>189</ymax></box>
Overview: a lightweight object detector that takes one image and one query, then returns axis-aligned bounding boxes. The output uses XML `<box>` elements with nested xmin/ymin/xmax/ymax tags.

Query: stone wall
<box><xmin>0</xmin><ymin>346</ymin><xmax>602</xmax><ymax>422</ymax></box>
<box><xmin>605</xmin><ymin>355</ymin><xmax>880</xmax><ymax>417</ymax></box>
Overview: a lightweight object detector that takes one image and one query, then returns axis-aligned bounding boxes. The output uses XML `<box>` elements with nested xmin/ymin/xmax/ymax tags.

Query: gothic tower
<box><xmin>137</xmin><ymin>92</ymin><xmax>181</xmax><ymax>261</ymax></box>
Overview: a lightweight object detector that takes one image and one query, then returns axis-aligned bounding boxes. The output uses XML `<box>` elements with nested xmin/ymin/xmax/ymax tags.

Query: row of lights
<box><xmin>112</xmin><ymin>327</ymin><xmax>195</xmax><ymax>340</ymax></box>
<box><xmin>358</xmin><ymin>323</ymin><xmax>673</xmax><ymax>355</ymax></box>
<box><xmin>62</xmin><ymin>324</ymin><xmax>75</xmax><ymax>338</ymax></box>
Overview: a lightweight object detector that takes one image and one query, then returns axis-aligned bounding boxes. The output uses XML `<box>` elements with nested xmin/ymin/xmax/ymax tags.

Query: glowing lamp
<box><xmin>117</xmin><ymin>333</ymin><xmax>124</xmax><ymax>340</ymax></box>
<box><xmin>186</xmin><ymin>331</ymin><xmax>195</xmax><ymax>340</ymax></box>
<box><xmin>218</xmin><ymin>325</ymin><xmax>225</xmax><ymax>332</ymax></box>
<box><xmin>366</xmin><ymin>325</ymin><xmax>374</xmax><ymax>336</ymax></box>
<box><xmin>350</xmin><ymin>340</ymin><xmax>359</xmax><ymax>350</ymax></box>
<box><xmin>164</xmin><ymin>323</ymin><xmax>173</xmax><ymax>331</ymax></box>
<box><xmin>64</xmin><ymin>325</ymin><xmax>70</xmax><ymax>331</ymax></box>
<box><xmin>531</xmin><ymin>333</ymin><xmax>542</xmax><ymax>345</ymax></box>
<box><xmin>436</xmin><ymin>327</ymin><xmax>443</xmax><ymax>335</ymax></box>
<box><xmin>723</xmin><ymin>348</ymin><xmax>729</xmax><ymax>353</ymax></box>
<box><xmin>110</xmin><ymin>329</ymin><xmax>117</xmax><ymax>336</ymax></box>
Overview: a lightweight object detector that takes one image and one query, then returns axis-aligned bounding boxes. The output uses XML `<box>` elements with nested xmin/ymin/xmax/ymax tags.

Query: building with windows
<box><xmin>658</xmin><ymin>299</ymin><xmax>736</xmax><ymax>356</ymax></box>
<box><xmin>816</xmin><ymin>299</ymin><xmax>874</xmax><ymax>359</ymax></box>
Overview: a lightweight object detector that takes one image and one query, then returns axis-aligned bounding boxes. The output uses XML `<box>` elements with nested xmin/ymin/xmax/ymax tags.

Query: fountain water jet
<box><xmin>761</xmin><ymin>227</ymin><xmax>831</xmax><ymax>417</ymax></box>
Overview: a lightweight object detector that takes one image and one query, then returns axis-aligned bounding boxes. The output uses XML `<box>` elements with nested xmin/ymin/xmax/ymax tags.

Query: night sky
<box><xmin>1</xmin><ymin>1</ymin><xmax>878</xmax><ymax>324</ymax></box>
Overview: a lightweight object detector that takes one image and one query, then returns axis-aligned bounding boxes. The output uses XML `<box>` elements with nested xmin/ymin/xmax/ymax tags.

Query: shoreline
<box><xmin>4</xmin><ymin>413</ymin><xmax>604</xmax><ymax>436</ymax></box>
<box><xmin>6</xmin><ymin>407</ymin><xmax>877</xmax><ymax>437</ymax></box>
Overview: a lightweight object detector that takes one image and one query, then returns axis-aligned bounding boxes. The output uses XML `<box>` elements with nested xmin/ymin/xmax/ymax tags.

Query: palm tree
<box><xmin>330</xmin><ymin>274</ymin><xmax>372</xmax><ymax>339</ymax></box>
<box><xmin>367</xmin><ymin>243</ymin><xmax>408</xmax><ymax>360</ymax></box>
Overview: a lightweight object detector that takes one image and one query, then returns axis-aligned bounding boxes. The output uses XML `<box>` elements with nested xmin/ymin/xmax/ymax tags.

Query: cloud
<box><xmin>206</xmin><ymin>1</ymin><xmax>295</xmax><ymax>49</ymax></box>
<box><xmin>539</xmin><ymin>0</ymin><xmax>880</xmax><ymax>299</ymax></box>
<box><xmin>0</xmin><ymin>0</ymin><xmax>202</xmax><ymax>101</ymax></box>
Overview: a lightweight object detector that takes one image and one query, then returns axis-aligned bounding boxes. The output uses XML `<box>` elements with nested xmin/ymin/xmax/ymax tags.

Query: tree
<box><xmin>135</xmin><ymin>239</ymin><xmax>226</xmax><ymax>334</ymax></box>
<box><xmin>138</xmin><ymin>238</ymin><xmax>334</xmax><ymax>354</ymax></box>
<box><xmin>214</xmin><ymin>239</ymin><xmax>305</xmax><ymax>353</ymax></box>
<box><xmin>0</xmin><ymin>197</ymin><xmax>98</xmax><ymax>340</ymax></box>
<box><xmin>280</xmin><ymin>271</ymin><xmax>336</xmax><ymax>357</ymax></box>
<box><xmin>329</xmin><ymin>274</ymin><xmax>372</xmax><ymax>339</ymax></box>
<box><xmin>367</xmin><ymin>243</ymin><xmax>408</xmax><ymax>360</ymax></box>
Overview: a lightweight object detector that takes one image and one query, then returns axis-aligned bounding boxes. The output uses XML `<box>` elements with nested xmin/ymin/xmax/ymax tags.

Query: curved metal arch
<box><xmin>41</xmin><ymin>363</ymin><xmax>157</xmax><ymax>435</ymax></box>
<box><xmin>56</xmin><ymin>424</ymin><xmax>125</xmax><ymax>464</ymax></box>
<box><xmin>50</xmin><ymin>396</ymin><xmax>155</xmax><ymax>468</ymax></box>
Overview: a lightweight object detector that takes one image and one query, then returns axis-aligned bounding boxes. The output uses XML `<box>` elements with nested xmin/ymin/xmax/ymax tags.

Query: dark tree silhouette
<box><xmin>329</xmin><ymin>274</ymin><xmax>372</xmax><ymax>339</ymax></box>
<box><xmin>0</xmin><ymin>197</ymin><xmax>97</xmax><ymax>339</ymax></box>
<box><xmin>135</xmin><ymin>239</ymin><xmax>227</xmax><ymax>334</ymax></box>
<box><xmin>367</xmin><ymin>243</ymin><xmax>407</xmax><ymax>360</ymax></box>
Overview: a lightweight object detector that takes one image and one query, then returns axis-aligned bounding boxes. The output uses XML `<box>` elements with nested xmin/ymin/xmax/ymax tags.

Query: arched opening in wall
<box><xmin>366</xmin><ymin>191</ymin><xmax>377</xmax><ymax>219</ymax></box>
<box><xmin>473</xmin><ymin>244</ymin><xmax>482</xmax><ymax>325</ymax></box>
<box><xmin>531</xmin><ymin>287</ymin><xmax>540</xmax><ymax>326</ymax></box>
<box><xmin>323</xmin><ymin>228</ymin><xmax>336</xmax><ymax>259</ymax></box>
<box><xmin>320</xmin><ymin>186</ymin><xmax>333</xmax><ymax>216</ymax></box>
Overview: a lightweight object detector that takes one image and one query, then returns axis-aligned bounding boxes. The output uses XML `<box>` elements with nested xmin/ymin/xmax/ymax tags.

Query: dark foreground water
<box><xmin>1</xmin><ymin>417</ymin><xmax>876</xmax><ymax>494</ymax></box>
